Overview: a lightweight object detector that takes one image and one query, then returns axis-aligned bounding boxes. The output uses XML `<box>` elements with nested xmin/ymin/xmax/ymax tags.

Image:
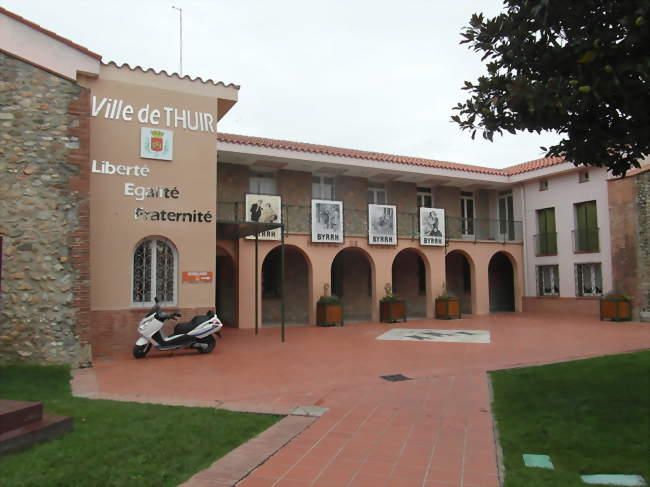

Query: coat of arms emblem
<box><xmin>140</xmin><ymin>127</ymin><xmax>173</xmax><ymax>161</ymax></box>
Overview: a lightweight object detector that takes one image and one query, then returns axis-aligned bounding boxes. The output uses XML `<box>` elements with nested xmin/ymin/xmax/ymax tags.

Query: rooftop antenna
<box><xmin>171</xmin><ymin>6</ymin><xmax>183</xmax><ymax>76</ymax></box>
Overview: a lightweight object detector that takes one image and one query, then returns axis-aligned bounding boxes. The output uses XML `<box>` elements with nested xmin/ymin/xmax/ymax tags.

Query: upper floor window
<box><xmin>368</xmin><ymin>182</ymin><xmax>386</xmax><ymax>204</ymax></box>
<box><xmin>416</xmin><ymin>187</ymin><xmax>432</xmax><ymax>208</ymax></box>
<box><xmin>574</xmin><ymin>200</ymin><xmax>599</xmax><ymax>252</ymax></box>
<box><xmin>249</xmin><ymin>172</ymin><xmax>276</xmax><ymax>194</ymax></box>
<box><xmin>132</xmin><ymin>238</ymin><xmax>177</xmax><ymax>306</ymax></box>
<box><xmin>498</xmin><ymin>190</ymin><xmax>515</xmax><ymax>240</ymax></box>
<box><xmin>536</xmin><ymin>207</ymin><xmax>557</xmax><ymax>255</ymax></box>
<box><xmin>575</xmin><ymin>263</ymin><xmax>602</xmax><ymax>296</ymax></box>
<box><xmin>460</xmin><ymin>191</ymin><xmax>474</xmax><ymax>236</ymax></box>
<box><xmin>579</xmin><ymin>171</ymin><xmax>590</xmax><ymax>183</ymax></box>
<box><xmin>312</xmin><ymin>175</ymin><xmax>334</xmax><ymax>200</ymax></box>
<box><xmin>539</xmin><ymin>179</ymin><xmax>549</xmax><ymax>191</ymax></box>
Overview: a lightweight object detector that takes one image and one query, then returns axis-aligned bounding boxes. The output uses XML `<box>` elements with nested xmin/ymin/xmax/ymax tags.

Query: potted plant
<box><xmin>435</xmin><ymin>283</ymin><xmax>461</xmax><ymax>320</ymax></box>
<box><xmin>317</xmin><ymin>284</ymin><xmax>343</xmax><ymax>327</ymax></box>
<box><xmin>380</xmin><ymin>283</ymin><xmax>406</xmax><ymax>323</ymax></box>
<box><xmin>600</xmin><ymin>291</ymin><xmax>632</xmax><ymax>322</ymax></box>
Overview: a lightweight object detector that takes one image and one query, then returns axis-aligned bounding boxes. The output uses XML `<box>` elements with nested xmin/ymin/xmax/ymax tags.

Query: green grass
<box><xmin>490</xmin><ymin>351</ymin><xmax>650</xmax><ymax>487</ymax></box>
<box><xmin>0</xmin><ymin>363</ymin><xmax>282</xmax><ymax>486</ymax></box>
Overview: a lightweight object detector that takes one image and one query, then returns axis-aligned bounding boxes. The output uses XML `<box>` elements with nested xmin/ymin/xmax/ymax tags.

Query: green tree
<box><xmin>452</xmin><ymin>1</ymin><xmax>649</xmax><ymax>176</ymax></box>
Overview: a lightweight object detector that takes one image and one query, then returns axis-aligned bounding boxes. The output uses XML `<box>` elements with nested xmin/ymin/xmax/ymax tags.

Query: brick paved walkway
<box><xmin>74</xmin><ymin>313</ymin><xmax>650</xmax><ymax>486</ymax></box>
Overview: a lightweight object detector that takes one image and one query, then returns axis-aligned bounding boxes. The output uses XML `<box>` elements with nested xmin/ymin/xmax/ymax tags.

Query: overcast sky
<box><xmin>3</xmin><ymin>0</ymin><xmax>559</xmax><ymax>168</ymax></box>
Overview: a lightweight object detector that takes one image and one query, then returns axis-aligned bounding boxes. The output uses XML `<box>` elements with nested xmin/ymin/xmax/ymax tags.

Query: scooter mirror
<box><xmin>154</xmin><ymin>296</ymin><xmax>160</xmax><ymax>304</ymax></box>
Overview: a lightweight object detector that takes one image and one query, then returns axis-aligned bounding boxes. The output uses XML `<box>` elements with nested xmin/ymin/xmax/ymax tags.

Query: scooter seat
<box><xmin>173</xmin><ymin>312</ymin><xmax>214</xmax><ymax>335</ymax></box>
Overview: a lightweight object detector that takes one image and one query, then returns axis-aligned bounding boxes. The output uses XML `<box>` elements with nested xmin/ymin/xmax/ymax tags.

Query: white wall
<box><xmin>521</xmin><ymin>168</ymin><xmax>612</xmax><ymax>297</ymax></box>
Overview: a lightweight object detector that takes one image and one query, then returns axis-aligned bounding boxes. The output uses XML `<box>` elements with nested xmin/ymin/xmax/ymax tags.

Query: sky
<box><xmin>2</xmin><ymin>0</ymin><xmax>559</xmax><ymax>168</ymax></box>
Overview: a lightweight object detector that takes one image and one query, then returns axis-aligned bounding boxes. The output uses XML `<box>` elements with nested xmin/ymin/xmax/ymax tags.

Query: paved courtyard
<box><xmin>76</xmin><ymin>313</ymin><xmax>649</xmax><ymax>487</ymax></box>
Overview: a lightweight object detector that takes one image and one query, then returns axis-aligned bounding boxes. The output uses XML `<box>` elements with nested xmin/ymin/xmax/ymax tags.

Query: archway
<box><xmin>392</xmin><ymin>249</ymin><xmax>427</xmax><ymax>318</ymax></box>
<box><xmin>488</xmin><ymin>251</ymin><xmax>515</xmax><ymax>312</ymax></box>
<box><xmin>331</xmin><ymin>247</ymin><xmax>373</xmax><ymax>321</ymax></box>
<box><xmin>215</xmin><ymin>246</ymin><xmax>236</xmax><ymax>327</ymax></box>
<box><xmin>445</xmin><ymin>250</ymin><xmax>473</xmax><ymax>314</ymax></box>
<box><xmin>262</xmin><ymin>245</ymin><xmax>310</xmax><ymax>325</ymax></box>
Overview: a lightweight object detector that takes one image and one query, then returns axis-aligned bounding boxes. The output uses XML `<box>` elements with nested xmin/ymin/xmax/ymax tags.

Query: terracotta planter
<box><xmin>380</xmin><ymin>300</ymin><xmax>406</xmax><ymax>323</ymax></box>
<box><xmin>600</xmin><ymin>297</ymin><xmax>631</xmax><ymax>322</ymax></box>
<box><xmin>317</xmin><ymin>303</ymin><xmax>343</xmax><ymax>327</ymax></box>
<box><xmin>435</xmin><ymin>297</ymin><xmax>461</xmax><ymax>319</ymax></box>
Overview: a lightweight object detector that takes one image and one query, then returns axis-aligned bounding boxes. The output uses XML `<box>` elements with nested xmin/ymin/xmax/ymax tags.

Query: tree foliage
<box><xmin>452</xmin><ymin>0</ymin><xmax>649</xmax><ymax>176</ymax></box>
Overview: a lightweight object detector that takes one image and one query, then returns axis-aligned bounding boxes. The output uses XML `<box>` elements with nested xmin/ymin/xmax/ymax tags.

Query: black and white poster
<box><xmin>419</xmin><ymin>207</ymin><xmax>445</xmax><ymax>246</ymax></box>
<box><xmin>368</xmin><ymin>204</ymin><xmax>396</xmax><ymax>245</ymax></box>
<box><xmin>245</xmin><ymin>194</ymin><xmax>281</xmax><ymax>240</ymax></box>
<box><xmin>311</xmin><ymin>200</ymin><xmax>343</xmax><ymax>243</ymax></box>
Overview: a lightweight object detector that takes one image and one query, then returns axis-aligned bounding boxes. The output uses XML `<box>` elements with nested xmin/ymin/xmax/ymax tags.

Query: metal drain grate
<box><xmin>380</xmin><ymin>374</ymin><xmax>412</xmax><ymax>382</ymax></box>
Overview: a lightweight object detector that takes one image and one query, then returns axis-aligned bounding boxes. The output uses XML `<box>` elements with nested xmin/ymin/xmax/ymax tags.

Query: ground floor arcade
<box><xmin>214</xmin><ymin>234</ymin><xmax>524</xmax><ymax>328</ymax></box>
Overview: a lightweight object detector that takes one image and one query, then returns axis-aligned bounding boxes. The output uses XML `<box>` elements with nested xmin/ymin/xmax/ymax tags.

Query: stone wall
<box><xmin>0</xmin><ymin>52</ymin><xmax>91</xmax><ymax>364</ymax></box>
<box><xmin>608</xmin><ymin>168</ymin><xmax>650</xmax><ymax>319</ymax></box>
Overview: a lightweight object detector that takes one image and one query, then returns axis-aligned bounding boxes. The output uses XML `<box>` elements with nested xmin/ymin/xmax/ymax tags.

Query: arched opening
<box><xmin>331</xmin><ymin>247</ymin><xmax>373</xmax><ymax>321</ymax></box>
<box><xmin>445</xmin><ymin>250</ymin><xmax>473</xmax><ymax>314</ymax></box>
<box><xmin>215</xmin><ymin>246</ymin><xmax>236</xmax><ymax>327</ymax></box>
<box><xmin>392</xmin><ymin>249</ymin><xmax>427</xmax><ymax>318</ymax></box>
<box><xmin>489</xmin><ymin>251</ymin><xmax>515</xmax><ymax>312</ymax></box>
<box><xmin>262</xmin><ymin>246</ymin><xmax>310</xmax><ymax>325</ymax></box>
<box><xmin>132</xmin><ymin>236</ymin><xmax>178</xmax><ymax>306</ymax></box>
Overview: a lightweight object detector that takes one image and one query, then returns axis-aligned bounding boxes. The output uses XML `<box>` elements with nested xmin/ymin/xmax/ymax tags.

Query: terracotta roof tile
<box><xmin>103</xmin><ymin>61</ymin><xmax>240</xmax><ymax>89</ymax></box>
<box><xmin>218</xmin><ymin>133</ymin><xmax>504</xmax><ymax>176</ymax></box>
<box><xmin>1</xmin><ymin>7</ymin><xmax>101</xmax><ymax>59</ymax></box>
<box><xmin>503</xmin><ymin>156</ymin><xmax>566</xmax><ymax>175</ymax></box>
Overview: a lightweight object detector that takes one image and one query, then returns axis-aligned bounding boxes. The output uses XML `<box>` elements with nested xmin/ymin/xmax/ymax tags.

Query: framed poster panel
<box><xmin>245</xmin><ymin>194</ymin><xmax>281</xmax><ymax>240</ymax></box>
<box><xmin>419</xmin><ymin>207</ymin><xmax>445</xmax><ymax>246</ymax></box>
<box><xmin>368</xmin><ymin>204</ymin><xmax>396</xmax><ymax>245</ymax></box>
<box><xmin>311</xmin><ymin>200</ymin><xmax>343</xmax><ymax>243</ymax></box>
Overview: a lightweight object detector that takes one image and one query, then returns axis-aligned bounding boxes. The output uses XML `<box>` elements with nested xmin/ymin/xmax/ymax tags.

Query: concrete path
<box><xmin>73</xmin><ymin>313</ymin><xmax>650</xmax><ymax>486</ymax></box>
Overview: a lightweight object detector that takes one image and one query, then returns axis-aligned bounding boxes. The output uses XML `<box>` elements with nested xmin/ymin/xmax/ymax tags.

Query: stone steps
<box><xmin>0</xmin><ymin>399</ymin><xmax>73</xmax><ymax>456</ymax></box>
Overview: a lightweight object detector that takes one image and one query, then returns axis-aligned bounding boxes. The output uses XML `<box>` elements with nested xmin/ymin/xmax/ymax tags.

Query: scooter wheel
<box><xmin>197</xmin><ymin>335</ymin><xmax>216</xmax><ymax>354</ymax></box>
<box><xmin>133</xmin><ymin>343</ymin><xmax>151</xmax><ymax>359</ymax></box>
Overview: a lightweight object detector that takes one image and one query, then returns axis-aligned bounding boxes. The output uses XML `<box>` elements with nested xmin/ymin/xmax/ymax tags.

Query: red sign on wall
<box><xmin>182</xmin><ymin>271</ymin><xmax>213</xmax><ymax>283</ymax></box>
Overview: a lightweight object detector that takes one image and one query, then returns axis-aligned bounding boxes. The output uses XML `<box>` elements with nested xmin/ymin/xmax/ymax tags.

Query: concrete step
<box><xmin>0</xmin><ymin>399</ymin><xmax>43</xmax><ymax>435</ymax></box>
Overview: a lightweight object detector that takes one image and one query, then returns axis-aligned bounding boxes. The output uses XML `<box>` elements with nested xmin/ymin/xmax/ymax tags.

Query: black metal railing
<box><xmin>573</xmin><ymin>227</ymin><xmax>599</xmax><ymax>253</ymax></box>
<box><xmin>534</xmin><ymin>233</ymin><xmax>558</xmax><ymax>256</ymax></box>
<box><xmin>217</xmin><ymin>201</ymin><xmax>523</xmax><ymax>242</ymax></box>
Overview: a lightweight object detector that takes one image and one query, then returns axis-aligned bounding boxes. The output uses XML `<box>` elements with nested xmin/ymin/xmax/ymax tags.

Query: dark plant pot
<box><xmin>317</xmin><ymin>303</ymin><xmax>343</xmax><ymax>327</ymax></box>
<box><xmin>435</xmin><ymin>297</ymin><xmax>461</xmax><ymax>319</ymax></box>
<box><xmin>600</xmin><ymin>298</ymin><xmax>631</xmax><ymax>322</ymax></box>
<box><xmin>380</xmin><ymin>300</ymin><xmax>406</xmax><ymax>323</ymax></box>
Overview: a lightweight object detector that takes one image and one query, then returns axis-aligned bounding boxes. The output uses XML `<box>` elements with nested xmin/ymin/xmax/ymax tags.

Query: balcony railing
<box><xmin>534</xmin><ymin>233</ymin><xmax>558</xmax><ymax>256</ymax></box>
<box><xmin>217</xmin><ymin>202</ymin><xmax>523</xmax><ymax>242</ymax></box>
<box><xmin>573</xmin><ymin>227</ymin><xmax>600</xmax><ymax>253</ymax></box>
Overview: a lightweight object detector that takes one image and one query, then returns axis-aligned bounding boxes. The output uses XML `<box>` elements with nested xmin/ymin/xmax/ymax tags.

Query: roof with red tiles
<box><xmin>503</xmin><ymin>156</ymin><xmax>566</xmax><ymax>175</ymax></box>
<box><xmin>1</xmin><ymin>7</ymin><xmax>101</xmax><ymax>59</ymax></box>
<box><xmin>218</xmin><ymin>133</ymin><xmax>507</xmax><ymax>176</ymax></box>
<box><xmin>217</xmin><ymin>133</ymin><xmax>568</xmax><ymax>177</ymax></box>
<box><xmin>103</xmin><ymin>61</ymin><xmax>240</xmax><ymax>90</ymax></box>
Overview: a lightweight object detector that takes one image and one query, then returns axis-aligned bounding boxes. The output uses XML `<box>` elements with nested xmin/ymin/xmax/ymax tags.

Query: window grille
<box><xmin>133</xmin><ymin>238</ymin><xmax>177</xmax><ymax>305</ymax></box>
<box><xmin>575</xmin><ymin>263</ymin><xmax>602</xmax><ymax>296</ymax></box>
<box><xmin>537</xmin><ymin>265</ymin><xmax>560</xmax><ymax>296</ymax></box>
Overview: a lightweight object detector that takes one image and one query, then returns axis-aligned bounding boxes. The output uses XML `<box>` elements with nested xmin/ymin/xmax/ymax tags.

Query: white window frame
<box><xmin>312</xmin><ymin>175</ymin><xmax>335</xmax><ymax>200</ymax></box>
<box><xmin>417</xmin><ymin>187</ymin><xmax>433</xmax><ymax>208</ymax></box>
<box><xmin>536</xmin><ymin>265</ymin><xmax>560</xmax><ymax>296</ymax></box>
<box><xmin>131</xmin><ymin>237</ymin><xmax>178</xmax><ymax>307</ymax></box>
<box><xmin>249</xmin><ymin>171</ymin><xmax>276</xmax><ymax>194</ymax></box>
<box><xmin>368</xmin><ymin>182</ymin><xmax>387</xmax><ymax>204</ymax></box>
<box><xmin>575</xmin><ymin>262</ymin><xmax>602</xmax><ymax>297</ymax></box>
<box><xmin>460</xmin><ymin>191</ymin><xmax>475</xmax><ymax>237</ymax></box>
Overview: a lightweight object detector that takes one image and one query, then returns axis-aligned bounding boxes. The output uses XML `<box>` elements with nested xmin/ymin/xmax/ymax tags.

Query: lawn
<box><xmin>491</xmin><ymin>351</ymin><xmax>650</xmax><ymax>487</ymax></box>
<box><xmin>0</xmin><ymin>363</ymin><xmax>282</xmax><ymax>487</ymax></box>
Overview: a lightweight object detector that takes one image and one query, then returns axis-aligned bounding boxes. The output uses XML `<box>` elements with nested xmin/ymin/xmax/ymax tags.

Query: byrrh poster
<box><xmin>311</xmin><ymin>200</ymin><xmax>343</xmax><ymax>243</ymax></box>
<box><xmin>245</xmin><ymin>194</ymin><xmax>281</xmax><ymax>240</ymax></box>
<box><xmin>368</xmin><ymin>204</ymin><xmax>396</xmax><ymax>245</ymax></box>
<box><xmin>419</xmin><ymin>207</ymin><xmax>445</xmax><ymax>246</ymax></box>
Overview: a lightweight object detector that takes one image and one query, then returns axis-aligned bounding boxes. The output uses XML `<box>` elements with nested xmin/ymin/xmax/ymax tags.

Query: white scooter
<box><xmin>133</xmin><ymin>297</ymin><xmax>223</xmax><ymax>358</ymax></box>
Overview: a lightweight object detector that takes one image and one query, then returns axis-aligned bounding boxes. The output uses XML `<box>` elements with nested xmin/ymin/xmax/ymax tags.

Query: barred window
<box><xmin>132</xmin><ymin>238</ymin><xmax>177</xmax><ymax>305</ymax></box>
<box><xmin>575</xmin><ymin>263</ymin><xmax>602</xmax><ymax>297</ymax></box>
<box><xmin>537</xmin><ymin>265</ymin><xmax>560</xmax><ymax>296</ymax></box>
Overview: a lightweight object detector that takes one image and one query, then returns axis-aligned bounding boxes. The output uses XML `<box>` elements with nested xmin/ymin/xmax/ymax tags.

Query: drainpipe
<box><xmin>520</xmin><ymin>184</ymin><xmax>529</xmax><ymax>304</ymax></box>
